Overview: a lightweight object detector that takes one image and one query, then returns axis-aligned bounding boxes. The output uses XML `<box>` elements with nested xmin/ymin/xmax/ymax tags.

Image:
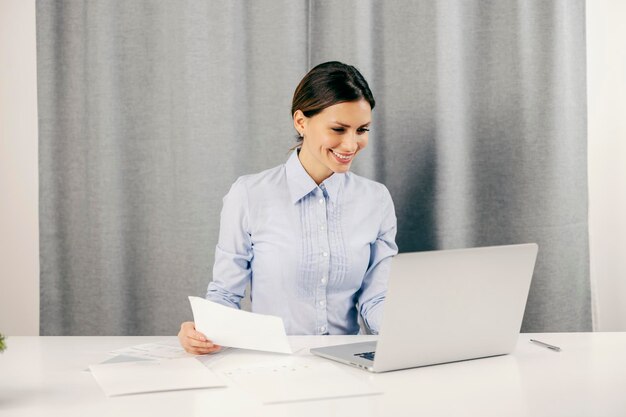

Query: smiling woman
<box><xmin>290</xmin><ymin>61</ymin><xmax>375</xmax><ymax>183</ymax></box>
<box><xmin>294</xmin><ymin>99</ymin><xmax>372</xmax><ymax>183</ymax></box>
<box><xmin>178</xmin><ymin>61</ymin><xmax>398</xmax><ymax>355</ymax></box>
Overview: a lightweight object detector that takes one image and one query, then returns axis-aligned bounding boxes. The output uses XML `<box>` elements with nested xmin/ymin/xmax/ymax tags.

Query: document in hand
<box><xmin>89</xmin><ymin>357</ymin><xmax>226</xmax><ymax>397</ymax></box>
<box><xmin>188</xmin><ymin>296</ymin><xmax>292</xmax><ymax>354</ymax></box>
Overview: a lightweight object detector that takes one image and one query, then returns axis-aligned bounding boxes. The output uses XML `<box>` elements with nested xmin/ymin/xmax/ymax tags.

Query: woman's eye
<box><xmin>331</xmin><ymin>127</ymin><xmax>370</xmax><ymax>133</ymax></box>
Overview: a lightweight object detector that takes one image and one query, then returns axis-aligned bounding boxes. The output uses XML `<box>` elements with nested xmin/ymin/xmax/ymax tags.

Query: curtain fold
<box><xmin>37</xmin><ymin>0</ymin><xmax>590</xmax><ymax>335</ymax></box>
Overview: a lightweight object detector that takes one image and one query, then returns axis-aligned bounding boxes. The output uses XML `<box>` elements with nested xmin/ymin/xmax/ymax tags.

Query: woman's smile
<box><xmin>330</xmin><ymin>149</ymin><xmax>355</xmax><ymax>164</ymax></box>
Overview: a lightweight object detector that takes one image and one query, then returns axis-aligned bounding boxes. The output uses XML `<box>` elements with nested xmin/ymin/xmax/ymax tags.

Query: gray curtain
<box><xmin>37</xmin><ymin>0</ymin><xmax>590</xmax><ymax>335</ymax></box>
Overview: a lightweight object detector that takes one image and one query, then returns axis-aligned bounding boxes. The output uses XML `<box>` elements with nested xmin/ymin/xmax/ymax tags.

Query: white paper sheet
<box><xmin>222</xmin><ymin>358</ymin><xmax>382</xmax><ymax>404</ymax></box>
<box><xmin>89</xmin><ymin>357</ymin><xmax>226</xmax><ymax>397</ymax></box>
<box><xmin>188</xmin><ymin>296</ymin><xmax>292</xmax><ymax>354</ymax></box>
<box><xmin>110</xmin><ymin>340</ymin><xmax>192</xmax><ymax>360</ymax></box>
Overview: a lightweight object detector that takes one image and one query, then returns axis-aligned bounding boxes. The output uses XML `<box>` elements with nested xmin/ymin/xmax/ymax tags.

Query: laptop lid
<box><xmin>372</xmin><ymin>243</ymin><xmax>538</xmax><ymax>372</ymax></box>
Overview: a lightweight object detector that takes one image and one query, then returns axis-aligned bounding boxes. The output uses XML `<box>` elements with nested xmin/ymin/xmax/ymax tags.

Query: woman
<box><xmin>178</xmin><ymin>61</ymin><xmax>398</xmax><ymax>355</ymax></box>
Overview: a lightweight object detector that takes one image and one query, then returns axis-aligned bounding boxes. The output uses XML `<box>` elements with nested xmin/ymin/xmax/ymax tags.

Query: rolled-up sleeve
<box><xmin>205</xmin><ymin>177</ymin><xmax>253</xmax><ymax>309</ymax></box>
<box><xmin>357</xmin><ymin>184</ymin><xmax>399</xmax><ymax>334</ymax></box>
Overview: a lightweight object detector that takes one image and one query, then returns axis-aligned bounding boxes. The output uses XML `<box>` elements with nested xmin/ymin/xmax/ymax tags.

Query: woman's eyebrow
<box><xmin>331</xmin><ymin>121</ymin><xmax>371</xmax><ymax>127</ymax></box>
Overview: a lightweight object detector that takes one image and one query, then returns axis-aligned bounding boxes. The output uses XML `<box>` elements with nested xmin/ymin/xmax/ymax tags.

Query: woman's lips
<box><xmin>330</xmin><ymin>149</ymin><xmax>354</xmax><ymax>164</ymax></box>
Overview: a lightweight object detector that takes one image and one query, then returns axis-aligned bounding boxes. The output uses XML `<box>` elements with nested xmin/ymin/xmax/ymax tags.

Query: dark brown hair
<box><xmin>291</xmin><ymin>61</ymin><xmax>375</xmax><ymax>146</ymax></box>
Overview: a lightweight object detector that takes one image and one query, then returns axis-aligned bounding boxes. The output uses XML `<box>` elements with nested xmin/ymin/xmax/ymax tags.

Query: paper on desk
<box><xmin>110</xmin><ymin>340</ymin><xmax>192</xmax><ymax>360</ymax></box>
<box><xmin>222</xmin><ymin>358</ymin><xmax>382</xmax><ymax>404</ymax></box>
<box><xmin>189</xmin><ymin>296</ymin><xmax>292</xmax><ymax>354</ymax></box>
<box><xmin>89</xmin><ymin>357</ymin><xmax>226</xmax><ymax>397</ymax></box>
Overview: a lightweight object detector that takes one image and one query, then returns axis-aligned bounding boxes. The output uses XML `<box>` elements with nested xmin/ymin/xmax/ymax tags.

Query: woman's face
<box><xmin>294</xmin><ymin>99</ymin><xmax>371</xmax><ymax>183</ymax></box>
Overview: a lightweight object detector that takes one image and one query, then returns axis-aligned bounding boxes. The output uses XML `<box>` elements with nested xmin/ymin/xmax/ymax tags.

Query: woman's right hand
<box><xmin>178</xmin><ymin>321</ymin><xmax>222</xmax><ymax>355</ymax></box>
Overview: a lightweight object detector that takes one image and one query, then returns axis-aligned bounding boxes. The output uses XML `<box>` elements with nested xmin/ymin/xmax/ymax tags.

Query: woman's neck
<box><xmin>297</xmin><ymin>147</ymin><xmax>333</xmax><ymax>185</ymax></box>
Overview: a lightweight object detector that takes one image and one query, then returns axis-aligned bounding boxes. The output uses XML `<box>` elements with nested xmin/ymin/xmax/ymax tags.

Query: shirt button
<box><xmin>319</xmin><ymin>198</ymin><xmax>324</xmax><ymax>204</ymax></box>
<box><xmin>320</xmin><ymin>225</ymin><xmax>326</xmax><ymax>231</ymax></box>
<box><xmin>321</xmin><ymin>276</ymin><xmax>327</xmax><ymax>284</ymax></box>
<box><xmin>322</xmin><ymin>251</ymin><xmax>328</xmax><ymax>257</ymax></box>
<box><xmin>319</xmin><ymin>300</ymin><xmax>326</xmax><ymax>307</ymax></box>
<box><xmin>320</xmin><ymin>325</ymin><xmax>327</xmax><ymax>333</ymax></box>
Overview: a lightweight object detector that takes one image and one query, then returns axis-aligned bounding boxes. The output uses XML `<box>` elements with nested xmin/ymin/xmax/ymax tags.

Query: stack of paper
<box><xmin>110</xmin><ymin>340</ymin><xmax>192</xmax><ymax>360</ymax></box>
<box><xmin>90</xmin><ymin>297</ymin><xmax>381</xmax><ymax>402</ymax></box>
<box><xmin>89</xmin><ymin>357</ymin><xmax>226</xmax><ymax>397</ymax></box>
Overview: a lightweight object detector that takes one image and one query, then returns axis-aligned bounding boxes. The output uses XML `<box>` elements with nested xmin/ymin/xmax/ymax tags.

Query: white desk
<box><xmin>1</xmin><ymin>333</ymin><xmax>625</xmax><ymax>417</ymax></box>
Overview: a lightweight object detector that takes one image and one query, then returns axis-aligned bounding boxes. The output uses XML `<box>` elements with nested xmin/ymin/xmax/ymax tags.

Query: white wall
<box><xmin>587</xmin><ymin>0</ymin><xmax>626</xmax><ymax>331</ymax></box>
<box><xmin>0</xmin><ymin>0</ymin><xmax>39</xmax><ymax>335</ymax></box>
<box><xmin>0</xmin><ymin>0</ymin><xmax>624</xmax><ymax>335</ymax></box>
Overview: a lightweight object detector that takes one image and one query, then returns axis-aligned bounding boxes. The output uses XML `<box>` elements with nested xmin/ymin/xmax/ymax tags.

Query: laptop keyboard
<box><xmin>354</xmin><ymin>351</ymin><xmax>376</xmax><ymax>361</ymax></box>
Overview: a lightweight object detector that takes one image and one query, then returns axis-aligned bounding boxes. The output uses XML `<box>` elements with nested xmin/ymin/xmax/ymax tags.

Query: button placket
<box><xmin>315</xmin><ymin>187</ymin><xmax>330</xmax><ymax>335</ymax></box>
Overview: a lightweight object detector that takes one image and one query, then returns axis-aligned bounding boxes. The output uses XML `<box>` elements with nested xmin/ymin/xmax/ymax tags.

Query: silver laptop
<box><xmin>310</xmin><ymin>243</ymin><xmax>538</xmax><ymax>373</ymax></box>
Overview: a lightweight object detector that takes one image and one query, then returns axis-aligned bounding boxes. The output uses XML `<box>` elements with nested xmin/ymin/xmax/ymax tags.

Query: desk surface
<box><xmin>1</xmin><ymin>333</ymin><xmax>625</xmax><ymax>417</ymax></box>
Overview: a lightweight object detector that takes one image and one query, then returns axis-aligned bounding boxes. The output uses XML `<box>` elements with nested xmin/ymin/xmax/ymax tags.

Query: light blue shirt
<box><xmin>206</xmin><ymin>150</ymin><xmax>398</xmax><ymax>335</ymax></box>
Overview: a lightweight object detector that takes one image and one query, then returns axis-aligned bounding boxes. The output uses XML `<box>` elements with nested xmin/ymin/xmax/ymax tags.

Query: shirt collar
<box><xmin>285</xmin><ymin>150</ymin><xmax>344</xmax><ymax>204</ymax></box>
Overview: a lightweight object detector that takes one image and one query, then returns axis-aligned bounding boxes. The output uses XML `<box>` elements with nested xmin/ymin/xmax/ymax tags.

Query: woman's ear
<box><xmin>293</xmin><ymin>110</ymin><xmax>306</xmax><ymax>136</ymax></box>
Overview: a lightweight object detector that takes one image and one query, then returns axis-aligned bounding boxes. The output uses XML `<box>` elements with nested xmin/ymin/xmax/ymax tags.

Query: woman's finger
<box><xmin>188</xmin><ymin>345</ymin><xmax>221</xmax><ymax>355</ymax></box>
<box><xmin>192</xmin><ymin>331</ymin><xmax>208</xmax><ymax>341</ymax></box>
<box><xmin>187</xmin><ymin>337</ymin><xmax>215</xmax><ymax>349</ymax></box>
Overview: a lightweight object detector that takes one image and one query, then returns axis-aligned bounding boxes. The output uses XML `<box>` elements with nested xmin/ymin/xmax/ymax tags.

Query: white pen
<box><xmin>530</xmin><ymin>338</ymin><xmax>561</xmax><ymax>352</ymax></box>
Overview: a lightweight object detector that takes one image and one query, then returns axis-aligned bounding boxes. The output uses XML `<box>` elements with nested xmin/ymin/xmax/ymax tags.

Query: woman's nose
<box><xmin>341</xmin><ymin>132</ymin><xmax>358</xmax><ymax>150</ymax></box>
